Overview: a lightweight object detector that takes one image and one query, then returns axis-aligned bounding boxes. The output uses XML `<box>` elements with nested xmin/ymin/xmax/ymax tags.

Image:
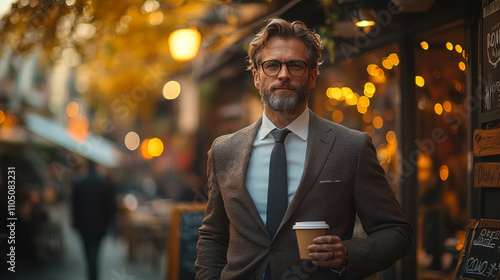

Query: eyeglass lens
<box><xmin>261</xmin><ymin>60</ymin><xmax>307</xmax><ymax>77</ymax></box>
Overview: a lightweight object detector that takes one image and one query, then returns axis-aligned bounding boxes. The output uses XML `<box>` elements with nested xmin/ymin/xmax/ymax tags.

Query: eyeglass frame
<box><xmin>258</xmin><ymin>60</ymin><xmax>309</xmax><ymax>77</ymax></box>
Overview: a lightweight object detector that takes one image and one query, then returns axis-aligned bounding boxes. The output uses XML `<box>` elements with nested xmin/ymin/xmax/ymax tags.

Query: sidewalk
<box><xmin>10</xmin><ymin>203</ymin><xmax>166</xmax><ymax>280</ymax></box>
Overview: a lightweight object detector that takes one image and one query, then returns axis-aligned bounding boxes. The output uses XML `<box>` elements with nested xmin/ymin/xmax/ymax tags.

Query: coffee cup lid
<box><xmin>293</xmin><ymin>221</ymin><xmax>329</xmax><ymax>229</ymax></box>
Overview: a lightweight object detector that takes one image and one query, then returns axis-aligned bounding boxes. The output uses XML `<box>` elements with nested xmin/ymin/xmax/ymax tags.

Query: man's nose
<box><xmin>277</xmin><ymin>63</ymin><xmax>291</xmax><ymax>80</ymax></box>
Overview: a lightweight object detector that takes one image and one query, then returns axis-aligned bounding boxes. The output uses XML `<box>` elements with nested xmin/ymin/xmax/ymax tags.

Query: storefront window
<box><xmin>415</xmin><ymin>21</ymin><xmax>468</xmax><ymax>278</ymax></box>
<box><xmin>314</xmin><ymin>20</ymin><xmax>468</xmax><ymax>279</ymax></box>
<box><xmin>314</xmin><ymin>44</ymin><xmax>401</xmax><ymax>196</ymax></box>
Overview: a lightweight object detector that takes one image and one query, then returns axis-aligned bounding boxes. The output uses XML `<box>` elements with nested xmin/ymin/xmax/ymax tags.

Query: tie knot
<box><xmin>271</xmin><ymin>129</ymin><xmax>291</xmax><ymax>143</ymax></box>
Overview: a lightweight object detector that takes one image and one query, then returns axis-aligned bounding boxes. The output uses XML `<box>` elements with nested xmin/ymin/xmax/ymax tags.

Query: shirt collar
<box><xmin>259</xmin><ymin>108</ymin><xmax>309</xmax><ymax>141</ymax></box>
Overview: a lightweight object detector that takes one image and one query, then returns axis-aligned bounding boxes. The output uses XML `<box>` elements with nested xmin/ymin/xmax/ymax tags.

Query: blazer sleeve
<box><xmin>195</xmin><ymin>141</ymin><xmax>230</xmax><ymax>279</ymax></box>
<box><xmin>343</xmin><ymin>133</ymin><xmax>413</xmax><ymax>280</ymax></box>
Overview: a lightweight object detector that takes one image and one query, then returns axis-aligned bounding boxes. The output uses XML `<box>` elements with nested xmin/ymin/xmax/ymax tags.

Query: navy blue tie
<box><xmin>264</xmin><ymin>129</ymin><xmax>291</xmax><ymax>280</ymax></box>
<box><xmin>266</xmin><ymin>129</ymin><xmax>291</xmax><ymax>239</ymax></box>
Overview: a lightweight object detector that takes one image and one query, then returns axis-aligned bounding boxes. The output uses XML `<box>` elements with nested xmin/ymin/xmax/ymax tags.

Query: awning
<box><xmin>25</xmin><ymin>112</ymin><xmax>122</xmax><ymax>168</ymax></box>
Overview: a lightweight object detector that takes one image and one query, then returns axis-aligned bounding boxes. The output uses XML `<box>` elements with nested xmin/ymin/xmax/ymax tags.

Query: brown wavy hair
<box><xmin>247</xmin><ymin>18</ymin><xmax>323</xmax><ymax>74</ymax></box>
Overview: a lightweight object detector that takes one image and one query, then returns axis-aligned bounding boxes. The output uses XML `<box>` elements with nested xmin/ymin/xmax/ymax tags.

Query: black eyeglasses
<box><xmin>259</xmin><ymin>60</ymin><xmax>308</xmax><ymax>77</ymax></box>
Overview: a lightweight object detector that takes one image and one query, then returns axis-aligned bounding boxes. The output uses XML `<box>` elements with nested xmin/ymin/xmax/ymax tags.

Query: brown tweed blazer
<box><xmin>195</xmin><ymin>111</ymin><xmax>413</xmax><ymax>280</ymax></box>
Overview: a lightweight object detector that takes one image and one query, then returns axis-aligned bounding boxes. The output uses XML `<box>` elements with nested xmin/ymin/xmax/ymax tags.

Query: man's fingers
<box><xmin>313</xmin><ymin>235</ymin><xmax>341</xmax><ymax>244</ymax></box>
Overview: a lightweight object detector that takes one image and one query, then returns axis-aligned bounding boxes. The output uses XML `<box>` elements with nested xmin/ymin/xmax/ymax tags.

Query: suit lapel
<box><xmin>233</xmin><ymin>118</ymin><xmax>269</xmax><ymax>234</ymax></box>
<box><xmin>280</xmin><ymin>112</ymin><xmax>337</xmax><ymax>228</ymax></box>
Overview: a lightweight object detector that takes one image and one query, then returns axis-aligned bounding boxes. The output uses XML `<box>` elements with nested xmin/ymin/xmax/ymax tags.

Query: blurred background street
<box><xmin>10</xmin><ymin>202</ymin><xmax>165</xmax><ymax>280</ymax></box>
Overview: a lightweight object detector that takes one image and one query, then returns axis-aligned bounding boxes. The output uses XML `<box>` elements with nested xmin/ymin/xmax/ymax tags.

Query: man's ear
<box><xmin>308</xmin><ymin>68</ymin><xmax>318</xmax><ymax>89</ymax></box>
<box><xmin>253</xmin><ymin>69</ymin><xmax>261</xmax><ymax>90</ymax></box>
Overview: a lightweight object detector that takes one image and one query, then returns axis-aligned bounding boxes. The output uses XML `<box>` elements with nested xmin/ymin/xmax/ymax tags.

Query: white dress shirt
<box><xmin>246</xmin><ymin>108</ymin><xmax>309</xmax><ymax>225</ymax></box>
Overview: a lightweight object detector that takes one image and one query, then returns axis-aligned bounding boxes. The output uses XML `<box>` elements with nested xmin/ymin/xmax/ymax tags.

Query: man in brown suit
<box><xmin>195</xmin><ymin>18</ymin><xmax>413</xmax><ymax>280</ymax></box>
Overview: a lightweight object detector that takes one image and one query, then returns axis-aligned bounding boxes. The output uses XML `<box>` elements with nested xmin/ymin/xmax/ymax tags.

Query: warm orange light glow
<box><xmin>357</xmin><ymin>103</ymin><xmax>368</xmax><ymax>114</ymax></box>
<box><xmin>364</xmin><ymin>82</ymin><xmax>376</xmax><ymax>98</ymax></box>
<box><xmin>415</xmin><ymin>76</ymin><xmax>425</xmax><ymax>87</ymax></box>
<box><xmin>455</xmin><ymin>230</ymin><xmax>465</xmax><ymax>251</ymax></box>
<box><xmin>331</xmin><ymin>87</ymin><xmax>343</xmax><ymax>100</ymax></box>
<box><xmin>345</xmin><ymin>93</ymin><xmax>359</xmax><ymax>106</ymax></box>
<box><xmin>446</xmin><ymin>42</ymin><xmax>453</xmax><ymax>51</ymax></box>
<box><xmin>66</xmin><ymin>101</ymin><xmax>79</xmax><ymax>118</ymax></box>
<box><xmin>443</xmin><ymin>101</ymin><xmax>452</xmax><ymax>112</ymax></box>
<box><xmin>362</xmin><ymin>111</ymin><xmax>373</xmax><ymax>123</ymax></box>
<box><xmin>149</xmin><ymin>11</ymin><xmax>164</xmax><ymax>25</ymax></box>
<box><xmin>141</xmin><ymin>139</ymin><xmax>153</xmax><ymax>159</ymax></box>
<box><xmin>0</xmin><ymin>110</ymin><xmax>5</xmax><ymax>125</ymax></box>
<box><xmin>168</xmin><ymin>27</ymin><xmax>201</xmax><ymax>61</ymax></box>
<box><xmin>355</xmin><ymin>20</ymin><xmax>376</xmax><ymax>28</ymax></box>
<box><xmin>439</xmin><ymin>165</ymin><xmax>449</xmax><ymax>181</ymax></box>
<box><xmin>326</xmin><ymin>88</ymin><xmax>334</xmax><ymax>99</ymax></box>
<box><xmin>332</xmin><ymin>110</ymin><xmax>343</xmax><ymax>123</ymax></box>
<box><xmin>386</xmin><ymin>131</ymin><xmax>397</xmax><ymax>144</ymax></box>
<box><xmin>455</xmin><ymin>44</ymin><xmax>462</xmax><ymax>53</ymax></box>
<box><xmin>459</xmin><ymin>61</ymin><xmax>466</xmax><ymax>71</ymax></box>
<box><xmin>67</xmin><ymin>114</ymin><xmax>89</xmax><ymax>142</ymax></box>
<box><xmin>382</xmin><ymin>57</ymin><xmax>393</xmax><ymax>70</ymax></box>
<box><xmin>341</xmin><ymin>87</ymin><xmax>353</xmax><ymax>98</ymax></box>
<box><xmin>359</xmin><ymin>96</ymin><xmax>370</xmax><ymax>107</ymax></box>
<box><xmin>373</xmin><ymin>116</ymin><xmax>383</xmax><ymax>129</ymax></box>
<box><xmin>420</xmin><ymin>41</ymin><xmax>429</xmax><ymax>50</ymax></box>
<box><xmin>148</xmin><ymin>137</ymin><xmax>164</xmax><ymax>157</ymax></box>
<box><xmin>367</xmin><ymin>64</ymin><xmax>381</xmax><ymax>76</ymax></box>
<box><xmin>388</xmin><ymin>53</ymin><xmax>399</xmax><ymax>66</ymax></box>
<box><xmin>434</xmin><ymin>103</ymin><xmax>444</xmax><ymax>115</ymax></box>
<box><xmin>1</xmin><ymin>110</ymin><xmax>19</xmax><ymax>130</ymax></box>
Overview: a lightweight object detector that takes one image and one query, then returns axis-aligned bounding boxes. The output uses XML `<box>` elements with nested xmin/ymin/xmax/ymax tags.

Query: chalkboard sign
<box><xmin>167</xmin><ymin>203</ymin><xmax>206</xmax><ymax>280</ymax></box>
<box><xmin>481</xmin><ymin>0</ymin><xmax>500</xmax><ymax>113</ymax></box>
<box><xmin>454</xmin><ymin>219</ymin><xmax>500</xmax><ymax>280</ymax></box>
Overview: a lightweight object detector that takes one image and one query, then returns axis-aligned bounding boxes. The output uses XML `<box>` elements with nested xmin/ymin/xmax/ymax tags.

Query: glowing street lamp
<box><xmin>168</xmin><ymin>27</ymin><xmax>201</xmax><ymax>61</ymax></box>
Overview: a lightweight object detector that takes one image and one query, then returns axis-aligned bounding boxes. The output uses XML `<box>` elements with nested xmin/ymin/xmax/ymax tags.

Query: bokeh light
<box><xmin>148</xmin><ymin>137</ymin><xmax>164</xmax><ymax>157</ymax></box>
<box><xmin>364</xmin><ymin>82</ymin><xmax>376</xmax><ymax>98</ymax></box>
<box><xmin>446</xmin><ymin>42</ymin><xmax>453</xmax><ymax>51</ymax></box>
<box><xmin>168</xmin><ymin>27</ymin><xmax>201</xmax><ymax>61</ymax></box>
<box><xmin>386</xmin><ymin>131</ymin><xmax>397</xmax><ymax>144</ymax></box>
<box><xmin>439</xmin><ymin>165</ymin><xmax>449</xmax><ymax>181</ymax></box>
<box><xmin>388</xmin><ymin>53</ymin><xmax>399</xmax><ymax>66</ymax></box>
<box><xmin>141</xmin><ymin>139</ymin><xmax>153</xmax><ymax>159</ymax></box>
<box><xmin>420</xmin><ymin>41</ymin><xmax>429</xmax><ymax>50</ymax></box>
<box><xmin>332</xmin><ymin>110</ymin><xmax>343</xmax><ymax>123</ymax></box>
<box><xmin>163</xmin><ymin>80</ymin><xmax>181</xmax><ymax>100</ymax></box>
<box><xmin>373</xmin><ymin>116</ymin><xmax>384</xmax><ymax>129</ymax></box>
<box><xmin>415</xmin><ymin>76</ymin><xmax>425</xmax><ymax>87</ymax></box>
<box><xmin>459</xmin><ymin>61</ymin><xmax>466</xmax><ymax>71</ymax></box>
<box><xmin>443</xmin><ymin>101</ymin><xmax>452</xmax><ymax>112</ymax></box>
<box><xmin>66</xmin><ymin>101</ymin><xmax>79</xmax><ymax>118</ymax></box>
<box><xmin>124</xmin><ymin>131</ymin><xmax>141</xmax><ymax>151</ymax></box>
<box><xmin>434</xmin><ymin>103</ymin><xmax>444</xmax><ymax>115</ymax></box>
<box><xmin>67</xmin><ymin>114</ymin><xmax>89</xmax><ymax>142</ymax></box>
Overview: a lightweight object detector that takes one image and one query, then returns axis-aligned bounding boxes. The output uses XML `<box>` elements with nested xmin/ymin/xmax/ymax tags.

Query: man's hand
<box><xmin>307</xmin><ymin>235</ymin><xmax>347</xmax><ymax>268</ymax></box>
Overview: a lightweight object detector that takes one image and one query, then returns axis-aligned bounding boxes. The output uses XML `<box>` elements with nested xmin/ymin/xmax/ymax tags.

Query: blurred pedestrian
<box><xmin>71</xmin><ymin>160</ymin><xmax>115</xmax><ymax>280</ymax></box>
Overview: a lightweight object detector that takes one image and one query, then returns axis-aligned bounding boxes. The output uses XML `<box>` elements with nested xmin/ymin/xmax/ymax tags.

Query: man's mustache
<box><xmin>271</xmin><ymin>83</ymin><xmax>297</xmax><ymax>91</ymax></box>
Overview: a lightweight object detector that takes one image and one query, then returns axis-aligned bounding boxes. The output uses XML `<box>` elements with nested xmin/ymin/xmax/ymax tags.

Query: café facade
<box><xmin>197</xmin><ymin>0</ymin><xmax>500</xmax><ymax>279</ymax></box>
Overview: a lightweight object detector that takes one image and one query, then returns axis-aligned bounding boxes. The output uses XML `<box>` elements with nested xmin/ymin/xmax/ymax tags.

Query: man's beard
<box><xmin>260</xmin><ymin>80</ymin><xmax>310</xmax><ymax>112</ymax></box>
